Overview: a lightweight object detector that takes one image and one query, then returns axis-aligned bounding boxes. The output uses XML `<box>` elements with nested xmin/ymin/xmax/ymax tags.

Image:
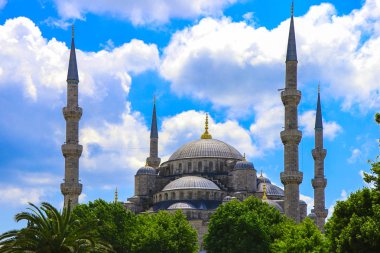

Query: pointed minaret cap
<box><xmin>150</xmin><ymin>96</ymin><xmax>158</xmax><ymax>138</ymax></box>
<box><xmin>201</xmin><ymin>113</ymin><xmax>212</xmax><ymax>139</ymax></box>
<box><xmin>315</xmin><ymin>83</ymin><xmax>323</xmax><ymax>129</ymax></box>
<box><xmin>114</xmin><ymin>187</ymin><xmax>118</xmax><ymax>203</ymax></box>
<box><xmin>286</xmin><ymin>1</ymin><xmax>297</xmax><ymax>62</ymax></box>
<box><xmin>67</xmin><ymin>24</ymin><xmax>79</xmax><ymax>81</ymax></box>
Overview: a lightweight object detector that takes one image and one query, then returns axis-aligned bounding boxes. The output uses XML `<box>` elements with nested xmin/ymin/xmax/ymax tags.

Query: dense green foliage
<box><xmin>204</xmin><ymin>197</ymin><xmax>326</xmax><ymax>253</ymax></box>
<box><xmin>72</xmin><ymin>199</ymin><xmax>136</xmax><ymax>253</ymax></box>
<box><xmin>0</xmin><ymin>202</ymin><xmax>113</xmax><ymax>253</ymax></box>
<box><xmin>132</xmin><ymin>211</ymin><xmax>198</xmax><ymax>253</ymax></box>
<box><xmin>72</xmin><ymin>199</ymin><xmax>198</xmax><ymax>253</ymax></box>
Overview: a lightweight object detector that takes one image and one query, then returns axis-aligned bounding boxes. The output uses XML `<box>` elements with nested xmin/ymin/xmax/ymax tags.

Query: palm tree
<box><xmin>0</xmin><ymin>202</ymin><xmax>114</xmax><ymax>253</ymax></box>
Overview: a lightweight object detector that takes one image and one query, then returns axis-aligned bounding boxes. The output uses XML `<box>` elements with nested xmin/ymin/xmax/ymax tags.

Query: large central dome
<box><xmin>168</xmin><ymin>139</ymin><xmax>243</xmax><ymax>162</ymax></box>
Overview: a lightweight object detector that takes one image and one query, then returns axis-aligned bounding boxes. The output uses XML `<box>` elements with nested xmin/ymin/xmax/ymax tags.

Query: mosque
<box><xmin>60</xmin><ymin>3</ymin><xmax>328</xmax><ymax>247</ymax></box>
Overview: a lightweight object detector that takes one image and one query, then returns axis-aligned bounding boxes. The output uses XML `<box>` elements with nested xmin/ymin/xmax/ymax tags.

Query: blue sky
<box><xmin>0</xmin><ymin>0</ymin><xmax>379</xmax><ymax>232</ymax></box>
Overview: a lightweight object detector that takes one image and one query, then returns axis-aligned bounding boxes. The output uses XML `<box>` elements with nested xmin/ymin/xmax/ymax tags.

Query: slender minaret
<box><xmin>311</xmin><ymin>85</ymin><xmax>328</xmax><ymax>231</ymax></box>
<box><xmin>146</xmin><ymin>97</ymin><xmax>161</xmax><ymax>168</ymax></box>
<box><xmin>280</xmin><ymin>2</ymin><xmax>303</xmax><ymax>222</ymax></box>
<box><xmin>61</xmin><ymin>25</ymin><xmax>83</xmax><ymax>209</ymax></box>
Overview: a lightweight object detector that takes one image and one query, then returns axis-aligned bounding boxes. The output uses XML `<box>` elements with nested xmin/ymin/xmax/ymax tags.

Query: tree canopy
<box><xmin>204</xmin><ymin>196</ymin><xmax>326</xmax><ymax>253</ymax></box>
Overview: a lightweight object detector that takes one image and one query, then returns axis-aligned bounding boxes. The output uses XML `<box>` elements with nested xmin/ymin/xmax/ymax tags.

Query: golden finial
<box><xmin>114</xmin><ymin>187</ymin><xmax>118</xmax><ymax>203</ymax></box>
<box><xmin>262</xmin><ymin>179</ymin><xmax>267</xmax><ymax>200</ymax></box>
<box><xmin>201</xmin><ymin>113</ymin><xmax>212</xmax><ymax>139</ymax></box>
<box><xmin>71</xmin><ymin>24</ymin><xmax>74</xmax><ymax>39</ymax></box>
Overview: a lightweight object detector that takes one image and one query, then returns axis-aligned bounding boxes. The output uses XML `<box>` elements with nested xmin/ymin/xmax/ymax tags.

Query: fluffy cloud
<box><xmin>0</xmin><ymin>186</ymin><xmax>45</xmax><ymax>206</ymax></box>
<box><xmin>348</xmin><ymin>148</ymin><xmax>362</xmax><ymax>164</ymax></box>
<box><xmin>299</xmin><ymin>110</ymin><xmax>342</xmax><ymax>140</ymax></box>
<box><xmin>0</xmin><ymin>17</ymin><xmax>159</xmax><ymax>103</ymax></box>
<box><xmin>53</xmin><ymin>0</ymin><xmax>237</xmax><ymax>25</ymax></box>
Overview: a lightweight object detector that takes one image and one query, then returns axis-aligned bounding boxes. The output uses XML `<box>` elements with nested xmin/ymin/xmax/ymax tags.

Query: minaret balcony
<box><xmin>280</xmin><ymin>171</ymin><xmax>303</xmax><ymax>185</ymax></box>
<box><xmin>280</xmin><ymin>129</ymin><xmax>302</xmax><ymax>144</ymax></box>
<box><xmin>313</xmin><ymin>209</ymin><xmax>328</xmax><ymax>219</ymax></box>
<box><xmin>62</xmin><ymin>143</ymin><xmax>83</xmax><ymax>157</ymax></box>
<box><xmin>63</xmin><ymin>107</ymin><xmax>82</xmax><ymax>120</ymax></box>
<box><xmin>61</xmin><ymin>182</ymin><xmax>82</xmax><ymax>195</ymax></box>
<box><xmin>312</xmin><ymin>177</ymin><xmax>327</xmax><ymax>188</ymax></box>
<box><xmin>312</xmin><ymin>148</ymin><xmax>327</xmax><ymax>159</ymax></box>
<box><xmin>281</xmin><ymin>89</ymin><xmax>301</xmax><ymax>105</ymax></box>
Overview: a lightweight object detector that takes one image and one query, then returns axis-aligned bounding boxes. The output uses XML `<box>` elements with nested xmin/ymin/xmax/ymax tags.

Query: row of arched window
<box><xmin>153</xmin><ymin>190</ymin><xmax>225</xmax><ymax>203</ymax></box>
<box><xmin>163</xmin><ymin>160</ymin><xmax>226</xmax><ymax>176</ymax></box>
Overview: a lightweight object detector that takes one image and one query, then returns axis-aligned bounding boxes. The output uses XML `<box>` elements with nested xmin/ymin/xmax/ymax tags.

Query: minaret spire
<box><xmin>280</xmin><ymin>1</ymin><xmax>303</xmax><ymax>222</ymax></box>
<box><xmin>312</xmin><ymin>85</ymin><xmax>328</xmax><ymax>231</ymax></box>
<box><xmin>146</xmin><ymin>97</ymin><xmax>161</xmax><ymax>168</ymax></box>
<box><xmin>61</xmin><ymin>24</ymin><xmax>83</xmax><ymax>209</ymax></box>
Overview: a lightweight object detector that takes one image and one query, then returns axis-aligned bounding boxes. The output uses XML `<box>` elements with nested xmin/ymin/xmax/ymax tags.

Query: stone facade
<box><xmin>61</xmin><ymin>26</ymin><xmax>82</xmax><ymax>209</ymax></box>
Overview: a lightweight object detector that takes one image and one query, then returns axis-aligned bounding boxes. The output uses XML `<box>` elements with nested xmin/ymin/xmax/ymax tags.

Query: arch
<box><xmin>180</xmin><ymin>191</ymin><xmax>184</xmax><ymax>199</ymax></box>
<box><xmin>188</xmin><ymin>191</ymin><xmax>193</xmax><ymax>200</ymax></box>
<box><xmin>198</xmin><ymin>161</ymin><xmax>202</xmax><ymax>171</ymax></box>
<box><xmin>188</xmin><ymin>162</ymin><xmax>192</xmax><ymax>173</ymax></box>
<box><xmin>159</xmin><ymin>194</ymin><xmax>162</xmax><ymax>201</ymax></box>
<box><xmin>164</xmin><ymin>193</ymin><xmax>168</xmax><ymax>200</ymax></box>
<box><xmin>209</xmin><ymin>161</ymin><xmax>213</xmax><ymax>171</ymax></box>
<box><xmin>178</xmin><ymin>163</ymin><xmax>182</xmax><ymax>174</ymax></box>
<box><xmin>213</xmin><ymin>192</ymin><xmax>217</xmax><ymax>200</ymax></box>
<box><xmin>171</xmin><ymin>192</ymin><xmax>176</xmax><ymax>200</ymax></box>
<box><xmin>205</xmin><ymin>192</ymin><xmax>210</xmax><ymax>200</ymax></box>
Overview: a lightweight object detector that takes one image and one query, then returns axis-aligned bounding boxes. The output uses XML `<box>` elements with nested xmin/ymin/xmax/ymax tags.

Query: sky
<box><xmin>0</xmin><ymin>0</ymin><xmax>379</xmax><ymax>232</ymax></box>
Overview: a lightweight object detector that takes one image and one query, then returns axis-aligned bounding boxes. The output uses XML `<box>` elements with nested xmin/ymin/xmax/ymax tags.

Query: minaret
<box><xmin>312</xmin><ymin>85</ymin><xmax>328</xmax><ymax>231</ymax></box>
<box><xmin>114</xmin><ymin>188</ymin><xmax>118</xmax><ymax>203</ymax></box>
<box><xmin>280</xmin><ymin>2</ymin><xmax>303</xmax><ymax>222</ymax></box>
<box><xmin>146</xmin><ymin>97</ymin><xmax>161</xmax><ymax>168</ymax></box>
<box><xmin>61</xmin><ymin>25</ymin><xmax>83</xmax><ymax>209</ymax></box>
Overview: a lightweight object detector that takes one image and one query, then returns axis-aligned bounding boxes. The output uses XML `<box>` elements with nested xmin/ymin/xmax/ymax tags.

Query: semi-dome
<box><xmin>262</xmin><ymin>199</ymin><xmax>284</xmax><ymax>213</ymax></box>
<box><xmin>167</xmin><ymin>202</ymin><xmax>196</xmax><ymax>210</ymax></box>
<box><xmin>162</xmin><ymin>176</ymin><xmax>220</xmax><ymax>191</ymax></box>
<box><xmin>234</xmin><ymin>160</ymin><xmax>254</xmax><ymax>170</ymax></box>
<box><xmin>136</xmin><ymin>165</ymin><xmax>156</xmax><ymax>175</ymax></box>
<box><xmin>167</xmin><ymin>139</ymin><xmax>243</xmax><ymax>162</ymax></box>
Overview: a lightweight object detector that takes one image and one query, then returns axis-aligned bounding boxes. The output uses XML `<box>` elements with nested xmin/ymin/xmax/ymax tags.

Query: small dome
<box><xmin>257</xmin><ymin>183</ymin><xmax>284</xmax><ymax>197</ymax></box>
<box><xmin>136</xmin><ymin>165</ymin><xmax>156</xmax><ymax>175</ymax></box>
<box><xmin>234</xmin><ymin>160</ymin><xmax>254</xmax><ymax>170</ymax></box>
<box><xmin>299</xmin><ymin>200</ymin><xmax>307</xmax><ymax>205</ymax></box>
<box><xmin>162</xmin><ymin>176</ymin><xmax>220</xmax><ymax>191</ymax></box>
<box><xmin>308</xmin><ymin>212</ymin><xmax>317</xmax><ymax>219</ymax></box>
<box><xmin>257</xmin><ymin>175</ymin><xmax>272</xmax><ymax>185</ymax></box>
<box><xmin>262</xmin><ymin>199</ymin><xmax>284</xmax><ymax>213</ymax></box>
<box><xmin>167</xmin><ymin>139</ymin><xmax>243</xmax><ymax>162</ymax></box>
<box><xmin>167</xmin><ymin>202</ymin><xmax>196</xmax><ymax>210</ymax></box>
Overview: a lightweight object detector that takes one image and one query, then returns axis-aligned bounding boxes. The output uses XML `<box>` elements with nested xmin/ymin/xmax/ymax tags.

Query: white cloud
<box><xmin>0</xmin><ymin>17</ymin><xmax>159</xmax><ymax>102</ymax></box>
<box><xmin>53</xmin><ymin>0</ymin><xmax>237</xmax><ymax>25</ymax></box>
<box><xmin>348</xmin><ymin>148</ymin><xmax>361</xmax><ymax>164</ymax></box>
<box><xmin>20</xmin><ymin>172</ymin><xmax>61</xmax><ymax>186</ymax></box>
<box><xmin>299</xmin><ymin>110</ymin><xmax>342</xmax><ymax>140</ymax></box>
<box><xmin>0</xmin><ymin>185</ymin><xmax>46</xmax><ymax>206</ymax></box>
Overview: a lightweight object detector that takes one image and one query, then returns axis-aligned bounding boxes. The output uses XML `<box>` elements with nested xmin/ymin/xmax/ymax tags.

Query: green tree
<box><xmin>204</xmin><ymin>196</ymin><xmax>286</xmax><ymax>253</ymax></box>
<box><xmin>72</xmin><ymin>199</ymin><xmax>135</xmax><ymax>253</ymax></box>
<box><xmin>271</xmin><ymin>218</ymin><xmax>328</xmax><ymax>253</ymax></box>
<box><xmin>132</xmin><ymin>211</ymin><xmax>198</xmax><ymax>253</ymax></box>
<box><xmin>0</xmin><ymin>202</ymin><xmax>113</xmax><ymax>253</ymax></box>
<box><xmin>325</xmin><ymin>188</ymin><xmax>380</xmax><ymax>253</ymax></box>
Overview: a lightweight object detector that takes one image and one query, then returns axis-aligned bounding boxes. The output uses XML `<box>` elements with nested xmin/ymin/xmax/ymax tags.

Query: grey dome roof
<box><xmin>167</xmin><ymin>202</ymin><xmax>196</xmax><ymax>210</ymax></box>
<box><xmin>136</xmin><ymin>165</ymin><xmax>156</xmax><ymax>175</ymax></box>
<box><xmin>234</xmin><ymin>160</ymin><xmax>254</xmax><ymax>170</ymax></box>
<box><xmin>168</xmin><ymin>139</ymin><xmax>243</xmax><ymax>161</ymax></box>
<box><xmin>162</xmin><ymin>176</ymin><xmax>220</xmax><ymax>191</ymax></box>
<box><xmin>257</xmin><ymin>183</ymin><xmax>284</xmax><ymax>197</ymax></box>
<box><xmin>257</xmin><ymin>176</ymin><xmax>272</xmax><ymax>185</ymax></box>
<box><xmin>262</xmin><ymin>199</ymin><xmax>284</xmax><ymax>213</ymax></box>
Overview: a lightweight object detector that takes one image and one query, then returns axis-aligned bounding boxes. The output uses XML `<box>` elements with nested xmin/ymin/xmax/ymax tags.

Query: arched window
<box><xmin>180</xmin><ymin>192</ymin><xmax>184</xmax><ymax>199</ymax></box>
<box><xmin>188</xmin><ymin>191</ymin><xmax>193</xmax><ymax>200</ymax></box>
<box><xmin>159</xmin><ymin>194</ymin><xmax>162</xmax><ymax>201</ymax></box>
<box><xmin>188</xmin><ymin>162</ymin><xmax>192</xmax><ymax>173</ymax></box>
<box><xmin>178</xmin><ymin>163</ymin><xmax>182</xmax><ymax>174</ymax></box>
<box><xmin>198</xmin><ymin>161</ymin><xmax>202</xmax><ymax>171</ymax></box>
<box><xmin>171</xmin><ymin>192</ymin><xmax>176</xmax><ymax>200</ymax></box>
<box><xmin>164</xmin><ymin>193</ymin><xmax>168</xmax><ymax>200</ymax></box>
<box><xmin>205</xmin><ymin>192</ymin><xmax>210</xmax><ymax>200</ymax></box>
<box><xmin>209</xmin><ymin>161</ymin><xmax>213</xmax><ymax>171</ymax></box>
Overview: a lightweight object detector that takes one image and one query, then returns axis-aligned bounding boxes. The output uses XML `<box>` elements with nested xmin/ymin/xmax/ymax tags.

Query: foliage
<box><xmin>325</xmin><ymin>189</ymin><xmax>380</xmax><ymax>253</ymax></box>
<box><xmin>0</xmin><ymin>202</ymin><xmax>113</xmax><ymax>253</ymax></box>
<box><xmin>131</xmin><ymin>211</ymin><xmax>199</xmax><ymax>253</ymax></box>
<box><xmin>271</xmin><ymin>218</ymin><xmax>329</xmax><ymax>253</ymax></box>
<box><xmin>72</xmin><ymin>199</ymin><xmax>135</xmax><ymax>253</ymax></box>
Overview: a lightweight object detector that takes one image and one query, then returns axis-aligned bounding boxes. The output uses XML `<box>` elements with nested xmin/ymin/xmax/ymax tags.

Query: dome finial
<box><xmin>201</xmin><ymin>113</ymin><xmax>212</xmax><ymax>139</ymax></box>
<box><xmin>262</xmin><ymin>179</ymin><xmax>268</xmax><ymax>200</ymax></box>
